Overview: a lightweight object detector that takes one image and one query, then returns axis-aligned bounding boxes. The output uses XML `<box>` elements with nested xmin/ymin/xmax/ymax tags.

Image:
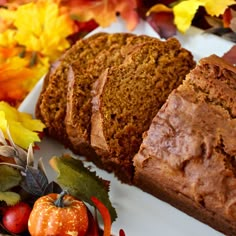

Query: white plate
<box><xmin>19</xmin><ymin>18</ymin><xmax>234</xmax><ymax>236</ymax></box>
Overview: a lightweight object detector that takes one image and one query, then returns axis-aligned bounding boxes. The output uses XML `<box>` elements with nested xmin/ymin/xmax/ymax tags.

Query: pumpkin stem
<box><xmin>54</xmin><ymin>190</ymin><xmax>68</xmax><ymax>207</ymax></box>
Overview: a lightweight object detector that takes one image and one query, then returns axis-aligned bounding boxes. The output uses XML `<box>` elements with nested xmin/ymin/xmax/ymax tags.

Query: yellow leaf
<box><xmin>0</xmin><ymin>8</ymin><xmax>18</xmax><ymax>47</ymax></box>
<box><xmin>0</xmin><ymin>191</ymin><xmax>21</xmax><ymax>206</ymax></box>
<box><xmin>204</xmin><ymin>0</ymin><xmax>236</xmax><ymax>16</ymax></box>
<box><xmin>173</xmin><ymin>0</ymin><xmax>236</xmax><ymax>33</ymax></box>
<box><xmin>23</xmin><ymin>55</ymin><xmax>49</xmax><ymax>91</ymax></box>
<box><xmin>0</xmin><ymin>29</ymin><xmax>17</xmax><ymax>47</ymax></box>
<box><xmin>0</xmin><ymin>8</ymin><xmax>16</xmax><ymax>24</ymax></box>
<box><xmin>146</xmin><ymin>3</ymin><xmax>173</xmax><ymax>16</ymax></box>
<box><xmin>14</xmin><ymin>0</ymin><xmax>74</xmax><ymax>61</ymax></box>
<box><xmin>0</xmin><ymin>101</ymin><xmax>45</xmax><ymax>149</ymax></box>
<box><xmin>173</xmin><ymin>0</ymin><xmax>204</xmax><ymax>33</ymax></box>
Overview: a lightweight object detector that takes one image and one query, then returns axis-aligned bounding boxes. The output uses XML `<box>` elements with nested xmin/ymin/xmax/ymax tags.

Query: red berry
<box><xmin>2</xmin><ymin>202</ymin><xmax>31</xmax><ymax>234</ymax></box>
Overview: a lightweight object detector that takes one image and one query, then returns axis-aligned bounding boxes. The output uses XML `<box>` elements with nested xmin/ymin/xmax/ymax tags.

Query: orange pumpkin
<box><xmin>28</xmin><ymin>191</ymin><xmax>89</xmax><ymax>236</ymax></box>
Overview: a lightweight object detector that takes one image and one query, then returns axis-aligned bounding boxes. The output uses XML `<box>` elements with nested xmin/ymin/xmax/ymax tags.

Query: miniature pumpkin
<box><xmin>28</xmin><ymin>191</ymin><xmax>89</xmax><ymax>236</ymax></box>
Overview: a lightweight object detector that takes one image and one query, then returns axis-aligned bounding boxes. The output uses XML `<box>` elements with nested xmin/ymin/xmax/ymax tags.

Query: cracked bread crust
<box><xmin>133</xmin><ymin>55</ymin><xmax>236</xmax><ymax>235</ymax></box>
<box><xmin>91</xmin><ymin>37</ymin><xmax>196</xmax><ymax>183</ymax></box>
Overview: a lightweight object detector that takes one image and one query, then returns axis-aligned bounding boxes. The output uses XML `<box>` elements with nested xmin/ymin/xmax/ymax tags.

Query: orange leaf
<box><xmin>0</xmin><ymin>47</ymin><xmax>19</xmax><ymax>61</ymax></box>
<box><xmin>61</xmin><ymin>0</ymin><xmax>139</xmax><ymax>31</ymax></box>
<box><xmin>0</xmin><ymin>56</ymin><xmax>35</xmax><ymax>105</ymax></box>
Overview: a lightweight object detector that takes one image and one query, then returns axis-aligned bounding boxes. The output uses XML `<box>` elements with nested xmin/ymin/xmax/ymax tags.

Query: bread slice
<box><xmin>91</xmin><ymin>37</ymin><xmax>196</xmax><ymax>183</ymax></box>
<box><xmin>65</xmin><ymin>33</ymin><xmax>136</xmax><ymax>155</ymax></box>
<box><xmin>65</xmin><ymin>33</ymin><xmax>163</xmax><ymax>156</ymax></box>
<box><xmin>35</xmin><ymin>59</ymin><xmax>60</xmax><ymax>120</ymax></box>
<box><xmin>35</xmin><ymin>33</ymin><xmax>109</xmax><ymax>147</ymax></box>
<box><xmin>133</xmin><ymin>55</ymin><xmax>236</xmax><ymax>235</ymax></box>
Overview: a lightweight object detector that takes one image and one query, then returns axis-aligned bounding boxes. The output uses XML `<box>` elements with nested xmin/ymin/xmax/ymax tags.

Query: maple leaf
<box><xmin>61</xmin><ymin>0</ymin><xmax>139</xmax><ymax>31</ymax></box>
<box><xmin>146</xmin><ymin>4</ymin><xmax>176</xmax><ymax>38</ymax></box>
<box><xmin>173</xmin><ymin>0</ymin><xmax>236</xmax><ymax>33</ymax></box>
<box><xmin>0</xmin><ymin>101</ymin><xmax>45</xmax><ymax>149</ymax></box>
<box><xmin>0</xmin><ymin>47</ymin><xmax>49</xmax><ymax>106</ymax></box>
<box><xmin>13</xmin><ymin>0</ymin><xmax>74</xmax><ymax>61</ymax></box>
<box><xmin>0</xmin><ymin>29</ymin><xmax>17</xmax><ymax>47</ymax></box>
<box><xmin>0</xmin><ymin>8</ymin><xmax>17</xmax><ymax>47</ymax></box>
<box><xmin>0</xmin><ymin>55</ymin><xmax>35</xmax><ymax>105</ymax></box>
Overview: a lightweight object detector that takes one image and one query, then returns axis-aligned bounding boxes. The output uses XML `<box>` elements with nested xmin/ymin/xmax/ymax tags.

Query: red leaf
<box><xmin>91</xmin><ymin>196</ymin><xmax>111</xmax><ymax>236</ymax></box>
<box><xmin>223</xmin><ymin>8</ymin><xmax>232</xmax><ymax>28</ymax></box>
<box><xmin>222</xmin><ymin>45</ymin><xmax>236</xmax><ymax>65</ymax></box>
<box><xmin>147</xmin><ymin>11</ymin><xmax>177</xmax><ymax>38</ymax></box>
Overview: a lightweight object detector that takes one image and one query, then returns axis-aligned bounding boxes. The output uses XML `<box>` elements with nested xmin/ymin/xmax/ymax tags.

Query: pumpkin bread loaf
<box><xmin>65</xmin><ymin>33</ymin><xmax>163</xmax><ymax>156</ymax></box>
<box><xmin>91</xmin><ymin>37</ymin><xmax>196</xmax><ymax>184</ymax></box>
<box><xmin>133</xmin><ymin>55</ymin><xmax>236</xmax><ymax>235</ymax></box>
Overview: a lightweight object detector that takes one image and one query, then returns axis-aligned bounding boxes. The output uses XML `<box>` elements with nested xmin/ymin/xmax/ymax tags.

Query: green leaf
<box><xmin>0</xmin><ymin>165</ymin><xmax>22</xmax><ymax>191</ymax></box>
<box><xmin>0</xmin><ymin>191</ymin><xmax>21</xmax><ymax>206</ymax></box>
<box><xmin>50</xmin><ymin>154</ymin><xmax>117</xmax><ymax>222</ymax></box>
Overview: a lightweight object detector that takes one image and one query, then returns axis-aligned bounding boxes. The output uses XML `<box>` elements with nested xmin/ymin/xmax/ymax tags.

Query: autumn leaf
<box><xmin>13</xmin><ymin>0</ymin><xmax>74</xmax><ymax>61</ymax></box>
<box><xmin>0</xmin><ymin>7</ymin><xmax>15</xmax><ymax>27</ymax></box>
<box><xmin>0</xmin><ymin>191</ymin><xmax>21</xmax><ymax>206</ymax></box>
<box><xmin>50</xmin><ymin>154</ymin><xmax>117</xmax><ymax>222</ymax></box>
<box><xmin>146</xmin><ymin>4</ymin><xmax>176</xmax><ymax>38</ymax></box>
<box><xmin>204</xmin><ymin>0</ymin><xmax>236</xmax><ymax>16</ymax></box>
<box><xmin>173</xmin><ymin>0</ymin><xmax>236</xmax><ymax>33</ymax></box>
<box><xmin>0</xmin><ymin>46</ymin><xmax>49</xmax><ymax>106</ymax></box>
<box><xmin>0</xmin><ymin>56</ymin><xmax>35</xmax><ymax>105</ymax></box>
<box><xmin>0</xmin><ymin>29</ymin><xmax>17</xmax><ymax>47</ymax></box>
<box><xmin>146</xmin><ymin>3</ymin><xmax>173</xmax><ymax>16</ymax></box>
<box><xmin>0</xmin><ymin>47</ymin><xmax>20</xmax><ymax>62</ymax></box>
<box><xmin>61</xmin><ymin>0</ymin><xmax>139</xmax><ymax>31</ymax></box>
<box><xmin>0</xmin><ymin>101</ymin><xmax>45</xmax><ymax>149</ymax></box>
<box><xmin>0</xmin><ymin>165</ymin><xmax>22</xmax><ymax>192</ymax></box>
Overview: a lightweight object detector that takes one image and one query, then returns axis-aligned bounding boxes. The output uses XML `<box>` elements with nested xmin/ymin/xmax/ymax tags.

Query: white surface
<box><xmin>19</xmin><ymin>19</ymin><xmax>234</xmax><ymax>236</ymax></box>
